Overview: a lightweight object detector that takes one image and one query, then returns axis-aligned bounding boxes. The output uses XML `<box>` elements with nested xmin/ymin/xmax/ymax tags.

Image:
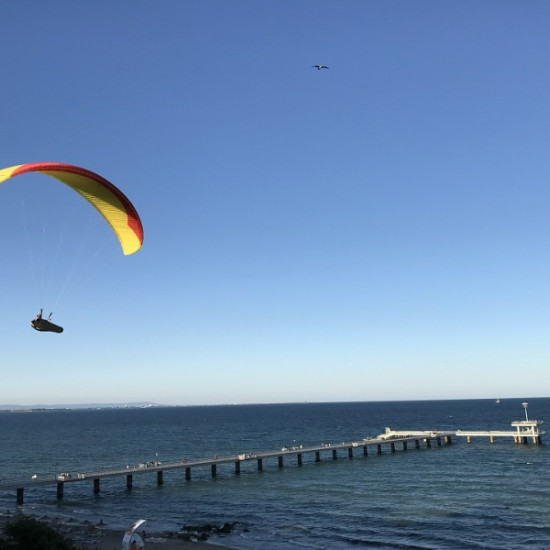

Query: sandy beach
<box><xmin>70</xmin><ymin>526</ymin><xmax>237</xmax><ymax>550</ymax></box>
<box><xmin>0</xmin><ymin>513</ymin><xmax>238</xmax><ymax>550</ymax></box>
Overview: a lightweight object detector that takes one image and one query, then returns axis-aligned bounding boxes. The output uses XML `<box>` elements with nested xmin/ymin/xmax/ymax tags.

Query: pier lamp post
<box><xmin>522</xmin><ymin>402</ymin><xmax>529</xmax><ymax>421</ymax></box>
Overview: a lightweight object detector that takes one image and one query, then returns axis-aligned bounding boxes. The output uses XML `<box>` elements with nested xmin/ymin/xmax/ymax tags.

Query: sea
<box><xmin>0</xmin><ymin>398</ymin><xmax>549</xmax><ymax>549</ymax></box>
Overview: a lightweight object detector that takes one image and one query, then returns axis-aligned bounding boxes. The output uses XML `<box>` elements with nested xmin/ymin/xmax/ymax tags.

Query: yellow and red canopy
<box><xmin>0</xmin><ymin>162</ymin><xmax>143</xmax><ymax>255</ymax></box>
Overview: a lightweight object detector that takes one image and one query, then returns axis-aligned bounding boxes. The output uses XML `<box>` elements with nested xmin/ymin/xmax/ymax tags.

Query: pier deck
<box><xmin>0</xmin><ymin>414</ymin><xmax>544</xmax><ymax>505</ymax></box>
<box><xmin>0</xmin><ymin>431</ymin><xmax>449</xmax><ymax>503</ymax></box>
<box><xmin>386</xmin><ymin>418</ymin><xmax>545</xmax><ymax>445</ymax></box>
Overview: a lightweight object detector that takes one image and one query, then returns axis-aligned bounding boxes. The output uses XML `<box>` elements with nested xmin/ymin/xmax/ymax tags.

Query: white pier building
<box><xmin>456</xmin><ymin>401</ymin><xmax>544</xmax><ymax>444</ymax></box>
<box><xmin>455</xmin><ymin>419</ymin><xmax>544</xmax><ymax>444</ymax></box>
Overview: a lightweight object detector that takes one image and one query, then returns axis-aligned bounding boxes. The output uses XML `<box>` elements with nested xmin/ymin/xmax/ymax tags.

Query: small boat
<box><xmin>495</xmin><ymin>399</ymin><xmax>500</xmax><ymax>404</ymax></box>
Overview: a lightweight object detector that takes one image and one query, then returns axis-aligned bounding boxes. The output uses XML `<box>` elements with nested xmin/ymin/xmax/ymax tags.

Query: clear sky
<box><xmin>1</xmin><ymin>1</ymin><xmax>549</xmax><ymax>406</ymax></box>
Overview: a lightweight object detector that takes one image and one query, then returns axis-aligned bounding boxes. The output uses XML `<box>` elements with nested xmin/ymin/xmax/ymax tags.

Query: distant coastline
<box><xmin>0</xmin><ymin>402</ymin><xmax>165</xmax><ymax>412</ymax></box>
<box><xmin>1</xmin><ymin>396</ymin><xmax>549</xmax><ymax>412</ymax></box>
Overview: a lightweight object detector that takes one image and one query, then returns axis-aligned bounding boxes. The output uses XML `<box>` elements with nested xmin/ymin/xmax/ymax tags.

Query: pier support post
<box><xmin>257</xmin><ymin>458</ymin><xmax>263</xmax><ymax>471</ymax></box>
<box><xmin>348</xmin><ymin>447</ymin><xmax>353</xmax><ymax>459</ymax></box>
<box><xmin>235</xmin><ymin>461</ymin><xmax>241</xmax><ymax>475</ymax></box>
<box><xmin>390</xmin><ymin>442</ymin><xmax>395</xmax><ymax>453</ymax></box>
<box><xmin>126</xmin><ymin>474</ymin><xmax>133</xmax><ymax>490</ymax></box>
<box><xmin>185</xmin><ymin>467</ymin><xmax>191</xmax><ymax>481</ymax></box>
<box><xmin>16</xmin><ymin>488</ymin><xmax>23</xmax><ymax>505</ymax></box>
<box><xmin>315</xmin><ymin>451</ymin><xmax>321</xmax><ymax>463</ymax></box>
<box><xmin>415</xmin><ymin>439</ymin><xmax>420</xmax><ymax>449</ymax></box>
<box><xmin>425</xmin><ymin>438</ymin><xmax>431</xmax><ymax>448</ymax></box>
<box><xmin>402</xmin><ymin>441</ymin><xmax>408</xmax><ymax>451</ymax></box>
<box><xmin>278</xmin><ymin>456</ymin><xmax>283</xmax><ymax>468</ymax></box>
<box><xmin>377</xmin><ymin>444</ymin><xmax>382</xmax><ymax>454</ymax></box>
<box><xmin>57</xmin><ymin>482</ymin><xmax>64</xmax><ymax>500</ymax></box>
<box><xmin>437</xmin><ymin>437</ymin><xmax>442</xmax><ymax>446</ymax></box>
<box><xmin>445</xmin><ymin>436</ymin><xmax>452</xmax><ymax>444</ymax></box>
<box><xmin>211</xmin><ymin>464</ymin><xmax>217</xmax><ymax>478</ymax></box>
<box><xmin>297</xmin><ymin>453</ymin><xmax>303</xmax><ymax>466</ymax></box>
<box><xmin>332</xmin><ymin>449</ymin><xmax>337</xmax><ymax>460</ymax></box>
<box><xmin>157</xmin><ymin>471</ymin><xmax>163</xmax><ymax>485</ymax></box>
<box><xmin>363</xmin><ymin>445</ymin><xmax>368</xmax><ymax>457</ymax></box>
<box><xmin>93</xmin><ymin>478</ymin><xmax>100</xmax><ymax>494</ymax></box>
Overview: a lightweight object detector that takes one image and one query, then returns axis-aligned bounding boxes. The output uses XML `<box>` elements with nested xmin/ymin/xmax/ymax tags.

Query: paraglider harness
<box><xmin>31</xmin><ymin>309</ymin><xmax>63</xmax><ymax>333</ymax></box>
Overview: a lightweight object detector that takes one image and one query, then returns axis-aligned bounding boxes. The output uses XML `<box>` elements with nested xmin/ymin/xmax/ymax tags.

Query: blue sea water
<box><xmin>0</xmin><ymin>399</ymin><xmax>549</xmax><ymax>549</ymax></box>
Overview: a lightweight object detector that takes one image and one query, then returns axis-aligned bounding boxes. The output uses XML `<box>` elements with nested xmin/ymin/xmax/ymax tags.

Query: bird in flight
<box><xmin>312</xmin><ymin>65</ymin><xmax>329</xmax><ymax>70</ymax></box>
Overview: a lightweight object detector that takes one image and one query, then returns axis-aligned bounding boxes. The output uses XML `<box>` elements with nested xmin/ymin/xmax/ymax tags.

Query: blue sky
<box><xmin>1</xmin><ymin>1</ymin><xmax>549</xmax><ymax>405</ymax></box>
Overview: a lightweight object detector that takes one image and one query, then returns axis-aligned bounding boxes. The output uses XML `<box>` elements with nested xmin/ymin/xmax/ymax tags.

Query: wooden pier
<box><xmin>0</xmin><ymin>407</ymin><xmax>544</xmax><ymax>505</ymax></box>
<box><xmin>0</xmin><ymin>431</ymin><xmax>450</xmax><ymax>505</ymax></box>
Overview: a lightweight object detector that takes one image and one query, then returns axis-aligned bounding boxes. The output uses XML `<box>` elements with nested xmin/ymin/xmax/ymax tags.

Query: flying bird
<box><xmin>312</xmin><ymin>65</ymin><xmax>329</xmax><ymax>70</ymax></box>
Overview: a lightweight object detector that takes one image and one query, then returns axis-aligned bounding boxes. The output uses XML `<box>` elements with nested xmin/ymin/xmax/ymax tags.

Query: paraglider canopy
<box><xmin>0</xmin><ymin>162</ymin><xmax>143</xmax><ymax>332</ymax></box>
<box><xmin>122</xmin><ymin>519</ymin><xmax>146</xmax><ymax>550</ymax></box>
<box><xmin>0</xmin><ymin>162</ymin><xmax>144</xmax><ymax>255</ymax></box>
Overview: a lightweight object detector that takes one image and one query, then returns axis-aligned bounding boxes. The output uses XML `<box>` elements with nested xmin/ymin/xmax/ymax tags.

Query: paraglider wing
<box><xmin>0</xmin><ymin>162</ymin><xmax>143</xmax><ymax>255</ymax></box>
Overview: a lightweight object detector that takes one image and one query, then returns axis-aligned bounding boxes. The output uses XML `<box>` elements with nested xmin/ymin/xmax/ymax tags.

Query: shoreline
<box><xmin>72</xmin><ymin>527</ymin><xmax>238</xmax><ymax>550</ymax></box>
<box><xmin>0</xmin><ymin>512</ymin><xmax>240</xmax><ymax>550</ymax></box>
